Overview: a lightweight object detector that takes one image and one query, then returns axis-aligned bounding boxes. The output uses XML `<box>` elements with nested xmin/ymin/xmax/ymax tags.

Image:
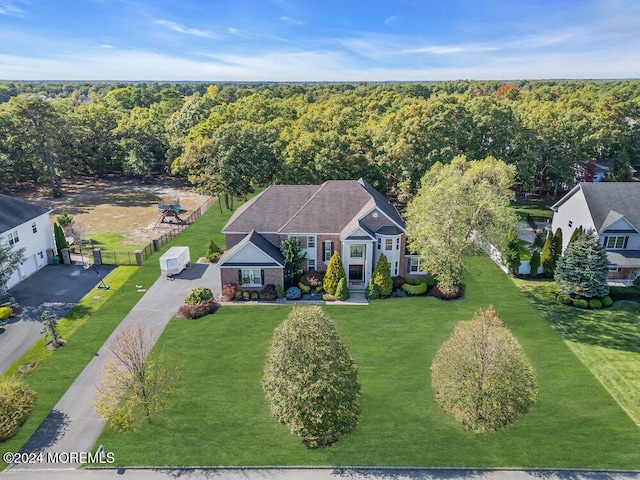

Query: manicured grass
<box><xmin>1</xmin><ymin>195</ymin><xmax>245</xmax><ymax>468</ymax></box>
<box><xmin>511</xmin><ymin>201</ymin><xmax>553</xmax><ymax>222</ymax></box>
<box><xmin>95</xmin><ymin>256</ymin><xmax>640</xmax><ymax>468</ymax></box>
<box><xmin>517</xmin><ymin>278</ymin><xmax>640</xmax><ymax>427</ymax></box>
<box><xmin>83</xmin><ymin>233</ymin><xmax>145</xmax><ymax>252</ymax></box>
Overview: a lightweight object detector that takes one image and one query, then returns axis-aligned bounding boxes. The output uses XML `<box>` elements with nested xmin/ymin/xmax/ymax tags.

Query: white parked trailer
<box><xmin>159</xmin><ymin>246</ymin><xmax>190</xmax><ymax>278</ymax></box>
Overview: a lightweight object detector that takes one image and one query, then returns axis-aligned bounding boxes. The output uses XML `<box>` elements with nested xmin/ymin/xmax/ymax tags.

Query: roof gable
<box><xmin>218</xmin><ymin>231</ymin><xmax>284</xmax><ymax>267</ymax></box>
<box><xmin>0</xmin><ymin>194</ymin><xmax>50</xmax><ymax>233</ymax></box>
<box><xmin>579</xmin><ymin>182</ymin><xmax>640</xmax><ymax>231</ymax></box>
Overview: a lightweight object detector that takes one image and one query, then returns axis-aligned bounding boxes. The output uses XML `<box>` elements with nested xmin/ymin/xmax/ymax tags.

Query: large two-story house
<box><xmin>217</xmin><ymin>179</ymin><xmax>421</xmax><ymax>290</ymax></box>
<box><xmin>551</xmin><ymin>182</ymin><xmax>640</xmax><ymax>284</ymax></box>
<box><xmin>0</xmin><ymin>194</ymin><xmax>55</xmax><ymax>291</ymax></box>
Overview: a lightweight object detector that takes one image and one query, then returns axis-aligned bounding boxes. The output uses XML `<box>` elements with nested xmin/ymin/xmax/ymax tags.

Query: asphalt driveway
<box><xmin>0</xmin><ymin>264</ymin><xmax>115</xmax><ymax>374</ymax></box>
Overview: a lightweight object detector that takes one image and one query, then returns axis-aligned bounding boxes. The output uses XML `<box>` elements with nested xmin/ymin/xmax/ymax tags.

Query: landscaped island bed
<box><xmin>95</xmin><ymin>256</ymin><xmax>640</xmax><ymax>468</ymax></box>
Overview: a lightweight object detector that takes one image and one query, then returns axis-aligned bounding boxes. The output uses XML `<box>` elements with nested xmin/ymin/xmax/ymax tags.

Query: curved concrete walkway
<box><xmin>8</xmin><ymin>263</ymin><xmax>217</xmax><ymax>471</ymax></box>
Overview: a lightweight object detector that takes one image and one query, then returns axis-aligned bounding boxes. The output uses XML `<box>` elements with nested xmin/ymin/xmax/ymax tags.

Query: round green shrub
<box><xmin>185</xmin><ymin>287</ymin><xmax>213</xmax><ymax>305</ymax></box>
<box><xmin>0</xmin><ymin>306</ymin><xmax>13</xmax><ymax>320</ymax></box>
<box><xmin>557</xmin><ymin>294</ymin><xmax>572</xmax><ymax>305</ymax></box>
<box><xmin>401</xmin><ymin>282</ymin><xmax>428</xmax><ymax>296</ymax></box>
<box><xmin>251</xmin><ymin>291</ymin><xmax>259</xmax><ymax>301</ymax></box>
<box><xmin>242</xmin><ymin>291</ymin><xmax>251</xmax><ymax>301</ymax></box>
<box><xmin>364</xmin><ymin>280</ymin><xmax>380</xmax><ymax>300</ymax></box>
<box><xmin>234</xmin><ymin>291</ymin><xmax>243</xmax><ymax>300</ymax></box>
<box><xmin>0</xmin><ymin>376</ymin><xmax>37</xmax><ymax>441</ymax></box>
<box><xmin>298</xmin><ymin>282</ymin><xmax>311</xmax><ymax>294</ymax></box>
<box><xmin>601</xmin><ymin>296</ymin><xmax>613</xmax><ymax>308</ymax></box>
<box><xmin>573</xmin><ymin>298</ymin><xmax>589</xmax><ymax>309</ymax></box>
<box><xmin>589</xmin><ymin>299</ymin><xmax>602</xmax><ymax>309</ymax></box>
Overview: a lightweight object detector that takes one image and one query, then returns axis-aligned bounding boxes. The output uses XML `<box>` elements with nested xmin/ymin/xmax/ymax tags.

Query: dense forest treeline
<box><xmin>0</xmin><ymin>80</ymin><xmax>638</xmax><ymax>203</ymax></box>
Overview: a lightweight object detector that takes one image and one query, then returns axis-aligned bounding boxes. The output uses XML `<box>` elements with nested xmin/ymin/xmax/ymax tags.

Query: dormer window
<box><xmin>605</xmin><ymin>236</ymin><xmax>628</xmax><ymax>249</ymax></box>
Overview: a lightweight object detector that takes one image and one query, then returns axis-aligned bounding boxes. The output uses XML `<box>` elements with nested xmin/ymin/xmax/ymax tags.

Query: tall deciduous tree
<box><xmin>555</xmin><ymin>230</ymin><xmax>610</xmax><ymax>298</ymax></box>
<box><xmin>406</xmin><ymin>156</ymin><xmax>516</xmax><ymax>294</ymax></box>
<box><xmin>262</xmin><ymin>306</ymin><xmax>360</xmax><ymax>448</ymax></box>
<box><xmin>95</xmin><ymin>324</ymin><xmax>180</xmax><ymax>433</ymax></box>
<box><xmin>431</xmin><ymin>305</ymin><xmax>538</xmax><ymax>433</ymax></box>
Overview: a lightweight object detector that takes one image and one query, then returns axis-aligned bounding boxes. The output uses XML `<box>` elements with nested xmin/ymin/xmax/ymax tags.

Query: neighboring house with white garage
<box><xmin>0</xmin><ymin>193</ymin><xmax>55</xmax><ymax>291</ymax></box>
<box><xmin>551</xmin><ymin>182</ymin><xmax>640</xmax><ymax>285</ymax></box>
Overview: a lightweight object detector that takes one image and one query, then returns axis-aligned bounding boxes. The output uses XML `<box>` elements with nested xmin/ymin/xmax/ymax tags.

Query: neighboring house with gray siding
<box><xmin>0</xmin><ymin>194</ymin><xmax>55</xmax><ymax>291</ymax></box>
<box><xmin>218</xmin><ymin>178</ymin><xmax>419</xmax><ymax>290</ymax></box>
<box><xmin>551</xmin><ymin>182</ymin><xmax>640</xmax><ymax>284</ymax></box>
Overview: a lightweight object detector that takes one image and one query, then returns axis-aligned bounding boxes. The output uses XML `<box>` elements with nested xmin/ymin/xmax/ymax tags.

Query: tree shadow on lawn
<box><xmin>527</xmin><ymin>293</ymin><xmax>640</xmax><ymax>354</ymax></box>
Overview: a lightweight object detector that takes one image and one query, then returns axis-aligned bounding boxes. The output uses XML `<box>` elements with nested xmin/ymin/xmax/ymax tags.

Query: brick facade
<box><xmin>361</xmin><ymin>210</ymin><xmax>398</xmax><ymax>232</ymax></box>
<box><xmin>220</xmin><ymin>267</ymin><xmax>284</xmax><ymax>290</ymax></box>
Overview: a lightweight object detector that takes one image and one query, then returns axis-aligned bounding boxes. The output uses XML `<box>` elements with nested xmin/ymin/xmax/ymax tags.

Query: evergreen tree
<box><xmin>529</xmin><ymin>248</ymin><xmax>541</xmax><ymax>277</ymax></box>
<box><xmin>605</xmin><ymin>150</ymin><xmax>633</xmax><ymax>182</ymax></box>
<box><xmin>41</xmin><ymin>310</ymin><xmax>62</xmax><ymax>347</ymax></box>
<box><xmin>555</xmin><ymin>230</ymin><xmax>610</xmax><ymax>298</ymax></box>
<box><xmin>503</xmin><ymin>228</ymin><xmax>521</xmax><ymax>276</ymax></box>
<box><xmin>53</xmin><ymin>222</ymin><xmax>69</xmax><ymax>255</ymax></box>
<box><xmin>281</xmin><ymin>237</ymin><xmax>307</xmax><ymax>278</ymax></box>
<box><xmin>365</xmin><ymin>279</ymin><xmax>380</xmax><ymax>300</ymax></box>
<box><xmin>323</xmin><ymin>251</ymin><xmax>346</xmax><ymax>295</ymax></box>
<box><xmin>541</xmin><ymin>233</ymin><xmax>555</xmax><ymax>277</ymax></box>
<box><xmin>569</xmin><ymin>226</ymin><xmax>583</xmax><ymax>244</ymax></box>
<box><xmin>372</xmin><ymin>253</ymin><xmax>393</xmax><ymax>296</ymax></box>
<box><xmin>335</xmin><ymin>277</ymin><xmax>350</xmax><ymax>301</ymax></box>
<box><xmin>262</xmin><ymin>306</ymin><xmax>360</xmax><ymax>448</ymax></box>
<box><xmin>553</xmin><ymin>228</ymin><xmax>563</xmax><ymax>261</ymax></box>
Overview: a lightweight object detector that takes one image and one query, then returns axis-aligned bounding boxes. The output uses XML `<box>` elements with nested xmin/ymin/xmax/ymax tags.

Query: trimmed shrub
<box><xmin>251</xmin><ymin>291</ymin><xmax>259</xmax><ymax>301</ymax></box>
<box><xmin>335</xmin><ymin>278</ymin><xmax>349</xmax><ymax>301</ymax></box>
<box><xmin>234</xmin><ymin>291</ymin><xmax>243</xmax><ymax>300</ymax></box>
<box><xmin>286</xmin><ymin>287</ymin><xmax>302</xmax><ymax>300</ymax></box>
<box><xmin>431</xmin><ymin>305</ymin><xmax>538</xmax><ymax>433</ymax></box>
<box><xmin>0</xmin><ymin>376</ymin><xmax>37</xmax><ymax>441</ymax></box>
<box><xmin>221</xmin><ymin>283</ymin><xmax>238</xmax><ymax>302</ymax></box>
<box><xmin>601</xmin><ymin>295</ymin><xmax>613</xmax><ymax>307</ymax></box>
<box><xmin>589</xmin><ymin>299</ymin><xmax>602</xmax><ymax>309</ymax></box>
<box><xmin>300</xmin><ymin>271</ymin><xmax>324</xmax><ymax>288</ymax></box>
<box><xmin>634</xmin><ymin>276</ymin><xmax>640</xmax><ymax>288</ymax></box>
<box><xmin>276</xmin><ymin>284</ymin><xmax>285</xmax><ymax>299</ymax></box>
<box><xmin>185</xmin><ymin>287</ymin><xmax>213</xmax><ymax>305</ymax></box>
<box><xmin>315</xmin><ymin>286</ymin><xmax>324</xmax><ymax>293</ymax></box>
<box><xmin>609</xmin><ymin>285</ymin><xmax>640</xmax><ymax>300</ymax></box>
<box><xmin>557</xmin><ymin>294</ymin><xmax>572</xmax><ymax>305</ymax></box>
<box><xmin>298</xmin><ymin>282</ymin><xmax>311</xmax><ymax>294</ymax></box>
<box><xmin>529</xmin><ymin>249</ymin><xmax>541</xmax><ymax>276</ymax></box>
<box><xmin>425</xmin><ymin>277</ymin><xmax>438</xmax><ymax>288</ymax></box>
<box><xmin>401</xmin><ymin>282</ymin><xmax>428</xmax><ymax>296</ymax></box>
<box><xmin>432</xmin><ymin>284</ymin><xmax>463</xmax><ymax>300</ymax></box>
<box><xmin>372</xmin><ymin>253</ymin><xmax>393</xmax><ymax>297</ymax></box>
<box><xmin>365</xmin><ymin>280</ymin><xmax>380</xmax><ymax>300</ymax></box>
<box><xmin>206</xmin><ymin>239</ymin><xmax>222</xmax><ymax>262</ymax></box>
<box><xmin>573</xmin><ymin>298</ymin><xmax>589</xmax><ymax>309</ymax></box>
<box><xmin>0</xmin><ymin>306</ymin><xmax>13</xmax><ymax>320</ymax></box>
<box><xmin>242</xmin><ymin>291</ymin><xmax>251</xmax><ymax>301</ymax></box>
<box><xmin>391</xmin><ymin>289</ymin><xmax>407</xmax><ymax>298</ymax></box>
<box><xmin>176</xmin><ymin>299</ymin><xmax>220</xmax><ymax>319</ymax></box>
<box><xmin>262</xmin><ymin>306</ymin><xmax>360</xmax><ymax>448</ymax></box>
<box><xmin>323</xmin><ymin>251</ymin><xmax>346</xmax><ymax>295</ymax></box>
<box><xmin>261</xmin><ymin>284</ymin><xmax>278</xmax><ymax>301</ymax></box>
<box><xmin>392</xmin><ymin>276</ymin><xmax>406</xmax><ymax>290</ymax></box>
<box><xmin>208</xmin><ymin>252</ymin><xmax>221</xmax><ymax>263</ymax></box>
<box><xmin>322</xmin><ymin>294</ymin><xmax>336</xmax><ymax>302</ymax></box>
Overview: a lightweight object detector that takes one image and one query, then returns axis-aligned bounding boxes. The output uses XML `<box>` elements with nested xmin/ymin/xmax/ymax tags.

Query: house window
<box><xmin>238</xmin><ymin>269</ymin><xmax>263</xmax><ymax>287</ymax></box>
<box><xmin>394</xmin><ymin>261</ymin><xmax>399</xmax><ymax>276</ymax></box>
<box><xmin>38</xmin><ymin>251</ymin><xmax>44</xmax><ymax>259</ymax></box>
<box><xmin>605</xmin><ymin>236</ymin><xmax>628</xmax><ymax>249</ymax></box>
<box><xmin>350</xmin><ymin>245</ymin><xmax>363</xmax><ymax>258</ymax></box>
<box><xmin>385</xmin><ymin>238</ymin><xmax>393</xmax><ymax>251</ymax></box>
<box><xmin>408</xmin><ymin>257</ymin><xmax>421</xmax><ymax>274</ymax></box>
<box><xmin>32</xmin><ymin>222</ymin><xmax>37</xmax><ymax>233</ymax></box>
<box><xmin>8</xmin><ymin>231</ymin><xmax>19</xmax><ymax>246</ymax></box>
<box><xmin>308</xmin><ymin>259</ymin><xmax>316</xmax><ymax>271</ymax></box>
<box><xmin>396</xmin><ymin>238</ymin><xmax>400</xmax><ymax>250</ymax></box>
<box><xmin>324</xmin><ymin>240</ymin><xmax>333</xmax><ymax>262</ymax></box>
<box><xmin>568</xmin><ymin>221</ymin><xmax>573</xmax><ymax>228</ymax></box>
<box><xmin>307</xmin><ymin>236</ymin><xmax>315</xmax><ymax>248</ymax></box>
<box><xmin>377</xmin><ymin>238</ymin><xmax>381</xmax><ymax>250</ymax></box>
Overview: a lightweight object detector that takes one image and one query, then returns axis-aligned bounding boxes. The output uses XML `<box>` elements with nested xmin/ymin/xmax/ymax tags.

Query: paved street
<box><xmin>2</xmin><ymin>467</ymin><xmax>640</xmax><ymax>480</ymax></box>
<box><xmin>8</xmin><ymin>263</ymin><xmax>216</xmax><ymax>470</ymax></box>
<box><xmin>0</xmin><ymin>264</ymin><xmax>115</xmax><ymax>374</ymax></box>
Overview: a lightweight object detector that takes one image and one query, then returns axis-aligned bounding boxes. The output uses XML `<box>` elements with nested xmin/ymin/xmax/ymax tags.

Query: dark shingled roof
<box><xmin>607</xmin><ymin>250</ymin><xmax>640</xmax><ymax>268</ymax></box>
<box><xmin>0</xmin><ymin>194</ymin><xmax>50</xmax><ymax>234</ymax></box>
<box><xmin>579</xmin><ymin>182</ymin><xmax>640</xmax><ymax>231</ymax></box>
<box><xmin>223</xmin><ymin>179</ymin><xmax>405</xmax><ymax>235</ymax></box>
<box><xmin>218</xmin><ymin>230</ymin><xmax>285</xmax><ymax>267</ymax></box>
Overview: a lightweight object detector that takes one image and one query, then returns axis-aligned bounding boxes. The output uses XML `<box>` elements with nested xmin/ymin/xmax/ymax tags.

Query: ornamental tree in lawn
<box><xmin>372</xmin><ymin>253</ymin><xmax>393</xmax><ymax>296</ymax></box>
<box><xmin>406</xmin><ymin>155</ymin><xmax>516</xmax><ymax>295</ymax></box>
<box><xmin>555</xmin><ymin>229</ymin><xmax>610</xmax><ymax>298</ymax></box>
<box><xmin>431</xmin><ymin>305</ymin><xmax>538</xmax><ymax>433</ymax></box>
<box><xmin>262</xmin><ymin>306</ymin><xmax>360</xmax><ymax>448</ymax></box>
<box><xmin>323</xmin><ymin>251</ymin><xmax>346</xmax><ymax>295</ymax></box>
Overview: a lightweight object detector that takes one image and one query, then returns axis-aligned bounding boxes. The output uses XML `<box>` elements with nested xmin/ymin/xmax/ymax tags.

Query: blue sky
<box><xmin>0</xmin><ymin>0</ymin><xmax>638</xmax><ymax>81</ymax></box>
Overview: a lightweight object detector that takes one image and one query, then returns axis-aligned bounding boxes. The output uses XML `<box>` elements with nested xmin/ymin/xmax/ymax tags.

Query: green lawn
<box><xmin>83</xmin><ymin>233</ymin><xmax>145</xmax><ymax>252</ymax></box>
<box><xmin>1</xmin><ymin>195</ymin><xmax>244</xmax><ymax>468</ymax></box>
<box><xmin>516</xmin><ymin>278</ymin><xmax>640</xmax><ymax>427</ymax></box>
<box><xmin>511</xmin><ymin>201</ymin><xmax>554</xmax><ymax>222</ymax></box>
<box><xmin>95</xmin><ymin>255</ymin><xmax>640</xmax><ymax>468</ymax></box>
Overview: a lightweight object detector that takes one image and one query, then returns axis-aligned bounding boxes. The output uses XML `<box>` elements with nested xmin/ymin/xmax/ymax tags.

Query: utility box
<box><xmin>159</xmin><ymin>246</ymin><xmax>190</xmax><ymax>278</ymax></box>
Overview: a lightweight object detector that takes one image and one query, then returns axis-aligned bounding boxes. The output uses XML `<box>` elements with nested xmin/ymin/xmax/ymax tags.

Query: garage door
<box><xmin>20</xmin><ymin>254</ymin><xmax>39</xmax><ymax>279</ymax></box>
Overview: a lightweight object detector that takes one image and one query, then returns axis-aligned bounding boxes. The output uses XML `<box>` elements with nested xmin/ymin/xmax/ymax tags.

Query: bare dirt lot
<box><xmin>16</xmin><ymin>176</ymin><xmax>211</xmax><ymax>248</ymax></box>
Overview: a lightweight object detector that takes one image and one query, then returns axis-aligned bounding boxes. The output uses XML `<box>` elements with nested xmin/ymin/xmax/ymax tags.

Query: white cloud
<box><xmin>154</xmin><ymin>19</ymin><xmax>217</xmax><ymax>38</ymax></box>
<box><xmin>384</xmin><ymin>16</ymin><xmax>399</xmax><ymax>26</ymax></box>
<box><xmin>0</xmin><ymin>0</ymin><xmax>25</xmax><ymax>16</ymax></box>
<box><xmin>100</xmin><ymin>44</ymin><xmax>114</xmax><ymax>49</ymax></box>
<box><xmin>280</xmin><ymin>16</ymin><xmax>304</xmax><ymax>25</ymax></box>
